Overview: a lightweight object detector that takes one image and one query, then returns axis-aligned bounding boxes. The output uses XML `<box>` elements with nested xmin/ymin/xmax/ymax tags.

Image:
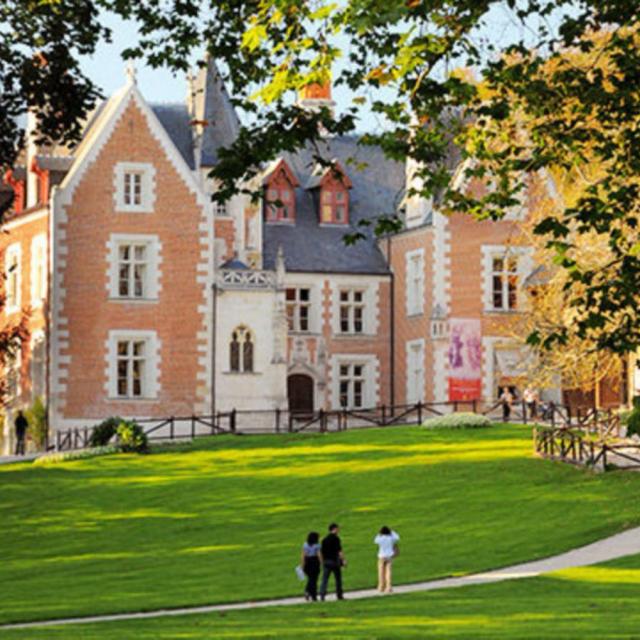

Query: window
<box><xmin>114</xmin><ymin>162</ymin><xmax>155</xmax><ymax>212</ymax></box>
<box><xmin>108</xmin><ymin>234</ymin><xmax>160</xmax><ymax>301</ymax></box>
<box><xmin>339</xmin><ymin>363</ymin><xmax>365</xmax><ymax>409</ymax></box>
<box><xmin>214</xmin><ymin>201</ymin><xmax>228</xmax><ymax>217</ymax></box>
<box><xmin>116</xmin><ymin>339</ymin><xmax>147</xmax><ymax>397</ymax></box>
<box><xmin>4</xmin><ymin>243</ymin><xmax>21</xmax><ymax>314</ymax></box>
<box><xmin>107</xmin><ymin>330</ymin><xmax>159</xmax><ymax>399</ymax></box>
<box><xmin>266</xmin><ymin>187</ymin><xmax>294</xmax><ymax>222</ymax></box>
<box><xmin>286</xmin><ymin>288</ymin><xmax>311</xmax><ymax>332</ymax></box>
<box><xmin>406</xmin><ymin>339</ymin><xmax>425</xmax><ymax>404</ymax></box>
<box><xmin>124</xmin><ymin>171</ymin><xmax>142</xmax><ymax>206</ymax></box>
<box><xmin>118</xmin><ymin>244</ymin><xmax>148</xmax><ymax>298</ymax></box>
<box><xmin>492</xmin><ymin>255</ymin><xmax>519</xmax><ymax>311</ymax></box>
<box><xmin>229</xmin><ymin>326</ymin><xmax>254</xmax><ymax>373</ymax></box>
<box><xmin>406</xmin><ymin>249</ymin><xmax>424</xmax><ymax>316</ymax></box>
<box><xmin>30</xmin><ymin>235</ymin><xmax>47</xmax><ymax>306</ymax></box>
<box><xmin>339</xmin><ymin>289</ymin><xmax>365</xmax><ymax>334</ymax></box>
<box><xmin>319</xmin><ymin>188</ymin><xmax>349</xmax><ymax>224</ymax></box>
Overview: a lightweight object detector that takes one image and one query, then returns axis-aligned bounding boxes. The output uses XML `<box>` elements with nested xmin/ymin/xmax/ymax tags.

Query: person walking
<box><xmin>14</xmin><ymin>410</ymin><xmax>28</xmax><ymax>456</ymax></box>
<box><xmin>374</xmin><ymin>526</ymin><xmax>400</xmax><ymax>593</ymax></box>
<box><xmin>523</xmin><ymin>386</ymin><xmax>538</xmax><ymax>421</ymax></box>
<box><xmin>320</xmin><ymin>523</ymin><xmax>346</xmax><ymax>601</ymax></box>
<box><xmin>499</xmin><ymin>387</ymin><xmax>513</xmax><ymax>422</ymax></box>
<box><xmin>300</xmin><ymin>531</ymin><xmax>322</xmax><ymax>601</ymax></box>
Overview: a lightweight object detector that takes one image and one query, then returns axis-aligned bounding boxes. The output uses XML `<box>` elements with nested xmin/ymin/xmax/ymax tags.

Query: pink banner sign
<box><xmin>448</xmin><ymin>318</ymin><xmax>482</xmax><ymax>401</ymax></box>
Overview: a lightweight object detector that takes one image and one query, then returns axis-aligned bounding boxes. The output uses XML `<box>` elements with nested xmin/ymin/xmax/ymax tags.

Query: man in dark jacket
<box><xmin>14</xmin><ymin>410</ymin><xmax>28</xmax><ymax>456</ymax></box>
<box><xmin>320</xmin><ymin>523</ymin><xmax>346</xmax><ymax>601</ymax></box>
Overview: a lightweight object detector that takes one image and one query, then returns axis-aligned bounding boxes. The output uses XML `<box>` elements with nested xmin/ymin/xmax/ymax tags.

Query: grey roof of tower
<box><xmin>262</xmin><ymin>137</ymin><xmax>405</xmax><ymax>275</ymax></box>
<box><xmin>194</xmin><ymin>59</ymin><xmax>241</xmax><ymax>168</ymax></box>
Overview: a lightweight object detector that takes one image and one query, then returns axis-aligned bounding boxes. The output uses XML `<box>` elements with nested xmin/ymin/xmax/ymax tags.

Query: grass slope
<box><xmin>1</xmin><ymin>424</ymin><xmax>639</xmax><ymax>625</ymax></box>
<box><xmin>7</xmin><ymin>553</ymin><xmax>640</xmax><ymax>639</ymax></box>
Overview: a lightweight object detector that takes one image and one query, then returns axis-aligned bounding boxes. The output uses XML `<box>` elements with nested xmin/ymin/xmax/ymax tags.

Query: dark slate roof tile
<box><xmin>151</xmin><ymin>104</ymin><xmax>195</xmax><ymax>170</ymax></box>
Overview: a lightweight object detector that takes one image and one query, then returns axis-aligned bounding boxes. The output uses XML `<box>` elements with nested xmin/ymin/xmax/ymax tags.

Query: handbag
<box><xmin>295</xmin><ymin>565</ymin><xmax>306</xmax><ymax>581</ymax></box>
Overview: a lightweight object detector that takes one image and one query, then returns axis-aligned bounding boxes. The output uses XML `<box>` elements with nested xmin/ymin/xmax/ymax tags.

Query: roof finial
<box><xmin>125</xmin><ymin>61</ymin><xmax>137</xmax><ymax>85</ymax></box>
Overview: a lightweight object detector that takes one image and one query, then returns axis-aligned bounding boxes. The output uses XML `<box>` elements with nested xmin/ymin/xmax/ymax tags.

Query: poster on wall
<box><xmin>448</xmin><ymin>318</ymin><xmax>482</xmax><ymax>401</ymax></box>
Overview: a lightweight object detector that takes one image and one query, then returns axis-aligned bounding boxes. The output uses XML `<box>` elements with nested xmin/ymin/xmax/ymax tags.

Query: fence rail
<box><xmin>533</xmin><ymin>426</ymin><xmax>640</xmax><ymax>472</ymax></box>
<box><xmin>51</xmin><ymin>398</ymin><xmax>627</xmax><ymax>454</ymax></box>
<box><xmin>53</xmin><ymin>398</ymin><xmax>529</xmax><ymax>451</ymax></box>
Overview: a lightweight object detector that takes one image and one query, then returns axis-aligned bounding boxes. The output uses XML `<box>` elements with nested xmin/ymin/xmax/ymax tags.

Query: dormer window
<box><xmin>263</xmin><ymin>158</ymin><xmax>299</xmax><ymax>223</ymax></box>
<box><xmin>307</xmin><ymin>160</ymin><xmax>352</xmax><ymax>225</ymax></box>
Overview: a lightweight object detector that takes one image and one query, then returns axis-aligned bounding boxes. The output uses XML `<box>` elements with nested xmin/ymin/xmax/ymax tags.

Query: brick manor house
<box><xmin>1</xmin><ymin>60</ymin><xmax>636</xmax><ymax>448</ymax></box>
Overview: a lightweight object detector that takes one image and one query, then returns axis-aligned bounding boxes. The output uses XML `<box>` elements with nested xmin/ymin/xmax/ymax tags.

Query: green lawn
<box><xmin>6</xmin><ymin>553</ymin><xmax>640</xmax><ymax>639</ymax></box>
<box><xmin>1</xmin><ymin>424</ymin><xmax>640</xmax><ymax>626</ymax></box>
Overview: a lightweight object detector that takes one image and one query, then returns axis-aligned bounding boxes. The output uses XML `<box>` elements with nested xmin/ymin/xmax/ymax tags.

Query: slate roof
<box><xmin>193</xmin><ymin>58</ymin><xmax>240</xmax><ymax>167</ymax></box>
<box><xmin>150</xmin><ymin>104</ymin><xmax>196</xmax><ymax>170</ymax></box>
<box><xmin>262</xmin><ymin>137</ymin><xmax>405</xmax><ymax>275</ymax></box>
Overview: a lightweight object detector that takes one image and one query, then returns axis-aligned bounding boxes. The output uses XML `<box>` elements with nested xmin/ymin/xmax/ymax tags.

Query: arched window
<box><xmin>230</xmin><ymin>326</ymin><xmax>254</xmax><ymax>373</ymax></box>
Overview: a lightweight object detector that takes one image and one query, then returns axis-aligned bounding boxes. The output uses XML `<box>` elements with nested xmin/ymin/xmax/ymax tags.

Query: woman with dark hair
<box><xmin>374</xmin><ymin>525</ymin><xmax>400</xmax><ymax>593</ymax></box>
<box><xmin>301</xmin><ymin>531</ymin><xmax>322</xmax><ymax>601</ymax></box>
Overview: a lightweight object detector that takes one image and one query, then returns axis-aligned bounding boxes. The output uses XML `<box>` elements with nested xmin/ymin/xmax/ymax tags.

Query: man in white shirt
<box><xmin>374</xmin><ymin>526</ymin><xmax>399</xmax><ymax>593</ymax></box>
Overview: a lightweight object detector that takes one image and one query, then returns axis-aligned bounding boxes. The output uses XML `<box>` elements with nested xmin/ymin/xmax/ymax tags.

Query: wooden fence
<box><xmin>533</xmin><ymin>425</ymin><xmax>640</xmax><ymax>472</ymax></box>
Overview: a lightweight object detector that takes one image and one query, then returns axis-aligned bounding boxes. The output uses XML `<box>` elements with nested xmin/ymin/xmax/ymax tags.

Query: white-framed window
<box><xmin>491</xmin><ymin>255</ymin><xmax>518</xmax><ymax>311</ymax></box>
<box><xmin>4</xmin><ymin>243</ymin><xmax>21</xmax><ymax>314</ymax></box>
<box><xmin>406</xmin><ymin>339</ymin><xmax>425</xmax><ymax>404</ymax></box>
<box><xmin>106</xmin><ymin>330</ymin><xmax>160</xmax><ymax>399</ymax></box>
<box><xmin>339</xmin><ymin>363</ymin><xmax>366</xmax><ymax>409</ymax></box>
<box><xmin>229</xmin><ymin>325</ymin><xmax>254</xmax><ymax>373</ymax></box>
<box><xmin>286</xmin><ymin>288</ymin><xmax>311</xmax><ymax>332</ymax></box>
<box><xmin>107</xmin><ymin>234</ymin><xmax>160</xmax><ymax>301</ymax></box>
<box><xmin>114</xmin><ymin>162</ymin><xmax>156</xmax><ymax>213</ymax></box>
<box><xmin>339</xmin><ymin>289</ymin><xmax>365</xmax><ymax>334</ymax></box>
<box><xmin>482</xmin><ymin>246</ymin><xmax>532</xmax><ymax>313</ymax></box>
<box><xmin>406</xmin><ymin>249</ymin><xmax>425</xmax><ymax>316</ymax></box>
<box><xmin>30</xmin><ymin>332</ymin><xmax>46</xmax><ymax>400</ymax></box>
<box><xmin>30</xmin><ymin>234</ymin><xmax>47</xmax><ymax>306</ymax></box>
<box><xmin>214</xmin><ymin>200</ymin><xmax>228</xmax><ymax>217</ymax></box>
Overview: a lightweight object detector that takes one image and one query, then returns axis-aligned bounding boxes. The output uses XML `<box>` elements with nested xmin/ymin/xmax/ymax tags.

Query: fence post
<box><xmin>417</xmin><ymin>401</ymin><xmax>423</xmax><ymax>425</ymax></box>
<box><xmin>342</xmin><ymin>408</ymin><xmax>348</xmax><ymax>431</ymax></box>
<box><xmin>84</xmin><ymin>426</ymin><xmax>89</xmax><ymax>447</ymax></box>
<box><xmin>55</xmin><ymin>430</ymin><xmax>61</xmax><ymax>451</ymax></box>
<box><xmin>381</xmin><ymin>404</ymin><xmax>387</xmax><ymax>426</ymax></box>
<box><xmin>275</xmin><ymin>408</ymin><xmax>281</xmax><ymax>434</ymax></box>
<box><xmin>170</xmin><ymin>417</ymin><xmax>175</xmax><ymax>440</ymax></box>
<box><xmin>522</xmin><ymin>400</ymin><xmax>527</xmax><ymax>425</ymax></box>
<box><xmin>230</xmin><ymin>409</ymin><xmax>237</xmax><ymax>434</ymax></box>
<box><xmin>551</xmin><ymin>402</ymin><xmax>556</xmax><ymax>428</ymax></box>
<box><xmin>191</xmin><ymin>415</ymin><xmax>196</xmax><ymax>439</ymax></box>
<box><xmin>472</xmin><ymin>399</ymin><xmax>477</xmax><ymax>414</ymax></box>
<box><xmin>453</xmin><ymin>400</ymin><xmax>458</xmax><ymax>413</ymax></box>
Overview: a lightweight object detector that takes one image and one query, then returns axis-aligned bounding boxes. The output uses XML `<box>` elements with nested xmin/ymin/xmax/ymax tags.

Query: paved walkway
<box><xmin>0</xmin><ymin>453</ymin><xmax>41</xmax><ymax>465</ymax></box>
<box><xmin>3</xmin><ymin>526</ymin><xmax>640</xmax><ymax>631</ymax></box>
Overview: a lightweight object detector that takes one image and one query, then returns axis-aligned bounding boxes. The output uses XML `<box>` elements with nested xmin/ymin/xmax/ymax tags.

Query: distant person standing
<box><xmin>320</xmin><ymin>523</ymin><xmax>346</xmax><ymax>601</ymax></box>
<box><xmin>301</xmin><ymin>531</ymin><xmax>322</xmax><ymax>601</ymax></box>
<box><xmin>374</xmin><ymin>526</ymin><xmax>400</xmax><ymax>593</ymax></box>
<box><xmin>14</xmin><ymin>410</ymin><xmax>28</xmax><ymax>456</ymax></box>
<box><xmin>523</xmin><ymin>386</ymin><xmax>538</xmax><ymax>420</ymax></box>
<box><xmin>499</xmin><ymin>388</ymin><xmax>513</xmax><ymax>422</ymax></box>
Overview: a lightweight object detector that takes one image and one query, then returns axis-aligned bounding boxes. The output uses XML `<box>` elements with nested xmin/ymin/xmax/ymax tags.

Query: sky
<box><xmin>80</xmin><ymin>4</ymin><xmax>558</xmax><ymax>131</ymax></box>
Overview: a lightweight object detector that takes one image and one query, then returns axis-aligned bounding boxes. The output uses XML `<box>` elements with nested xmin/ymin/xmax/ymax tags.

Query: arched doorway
<box><xmin>288</xmin><ymin>374</ymin><xmax>314</xmax><ymax>415</ymax></box>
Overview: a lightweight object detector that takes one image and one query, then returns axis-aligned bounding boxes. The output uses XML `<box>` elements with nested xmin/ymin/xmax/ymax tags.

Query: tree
<box><xmin>2</xmin><ymin>1</ymin><xmax>640</xmax><ymax>354</ymax></box>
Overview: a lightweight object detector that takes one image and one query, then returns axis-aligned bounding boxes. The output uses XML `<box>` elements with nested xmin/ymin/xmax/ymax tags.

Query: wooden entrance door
<box><xmin>288</xmin><ymin>374</ymin><xmax>314</xmax><ymax>415</ymax></box>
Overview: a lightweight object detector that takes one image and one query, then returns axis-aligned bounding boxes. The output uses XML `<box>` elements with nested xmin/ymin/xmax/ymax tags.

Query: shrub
<box><xmin>89</xmin><ymin>417</ymin><xmax>122</xmax><ymax>447</ymax></box>
<box><xmin>26</xmin><ymin>396</ymin><xmax>48</xmax><ymax>449</ymax></box>
<box><xmin>626</xmin><ymin>396</ymin><xmax>640</xmax><ymax>438</ymax></box>
<box><xmin>116</xmin><ymin>419</ymin><xmax>148</xmax><ymax>453</ymax></box>
<box><xmin>425</xmin><ymin>412</ymin><xmax>492</xmax><ymax>429</ymax></box>
<box><xmin>33</xmin><ymin>446</ymin><xmax>119</xmax><ymax>466</ymax></box>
